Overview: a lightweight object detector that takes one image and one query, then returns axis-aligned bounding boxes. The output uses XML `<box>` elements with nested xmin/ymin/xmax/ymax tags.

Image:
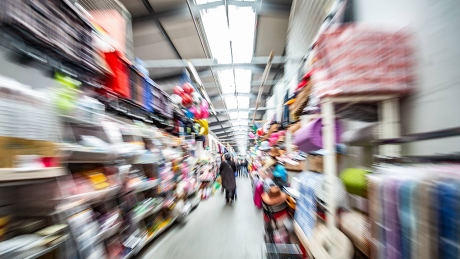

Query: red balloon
<box><xmin>182</xmin><ymin>83</ymin><xmax>194</xmax><ymax>94</ymax></box>
<box><xmin>173</xmin><ymin>86</ymin><xmax>184</xmax><ymax>95</ymax></box>
<box><xmin>257</xmin><ymin>128</ymin><xmax>264</xmax><ymax>136</ymax></box>
<box><xmin>181</xmin><ymin>93</ymin><xmax>192</xmax><ymax>107</ymax></box>
<box><xmin>195</xmin><ymin>108</ymin><xmax>202</xmax><ymax>119</ymax></box>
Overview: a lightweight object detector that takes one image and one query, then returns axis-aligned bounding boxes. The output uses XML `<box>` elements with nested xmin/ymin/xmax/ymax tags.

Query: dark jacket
<box><xmin>220</xmin><ymin>160</ymin><xmax>236</xmax><ymax>190</ymax></box>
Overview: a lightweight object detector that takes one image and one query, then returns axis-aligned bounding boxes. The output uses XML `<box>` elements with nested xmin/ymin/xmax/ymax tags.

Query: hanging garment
<box><xmin>384</xmin><ymin>178</ymin><xmax>402</xmax><ymax>259</ymax></box>
<box><xmin>294</xmin><ymin>171</ymin><xmax>324</xmax><ymax>239</ymax></box>
<box><xmin>367</xmin><ymin>174</ymin><xmax>385</xmax><ymax>259</ymax></box>
<box><xmin>398</xmin><ymin>180</ymin><xmax>419</xmax><ymax>259</ymax></box>
<box><xmin>436</xmin><ymin>180</ymin><xmax>460</xmax><ymax>259</ymax></box>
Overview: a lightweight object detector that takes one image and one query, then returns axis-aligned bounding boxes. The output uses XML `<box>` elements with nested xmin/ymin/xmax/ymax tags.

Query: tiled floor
<box><xmin>137</xmin><ymin>177</ymin><xmax>264</xmax><ymax>259</ymax></box>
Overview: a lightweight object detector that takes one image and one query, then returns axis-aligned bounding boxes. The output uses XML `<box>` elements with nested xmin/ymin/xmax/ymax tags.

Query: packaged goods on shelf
<box><xmin>312</xmin><ymin>25</ymin><xmax>415</xmax><ymax>98</ymax></box>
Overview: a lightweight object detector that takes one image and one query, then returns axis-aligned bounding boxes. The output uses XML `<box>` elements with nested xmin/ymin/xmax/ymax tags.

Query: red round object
<box><xmin>181</xmin><ymin>94</ymin><xmax>192</xmax><ymax>106</ymax></box>
<box><xmin>195</xmin><ymin>108</ymin><xmax>202</xmax><ymax>119</ymax></box>
<box><xmin>257</xmin><ymin>128</ymin><xmax>264</xmax><ymax>136</ymax></box>
<box><xmin>182</xmin><ymin>83</ymin><xmax>194</xmax><ymax>94</ymax></box>
<box><xmin>173</xmin><ymin>86</ymin><xmax>184</xmax><ymax>95</ymax></box>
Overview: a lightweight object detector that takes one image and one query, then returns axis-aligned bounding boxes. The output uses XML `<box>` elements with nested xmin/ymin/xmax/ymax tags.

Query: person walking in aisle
<box><xmin>236</xmin><ymin>159</ymin><xmax>241</xmax><ymax>177</ymax></box>
<box><xmin>238</xmin><ymin>159</ymin><xmax>243</xmax><ymax>177</ymax></box>
<box><xmin>219</xmin><ymin>153</ymin><xmax>237</xmax><ymax>204</ymax></box>
<box><xmin>243</xmin><ymin>159</ymin><xmax>248</xmax><ymax>177</ymax></box>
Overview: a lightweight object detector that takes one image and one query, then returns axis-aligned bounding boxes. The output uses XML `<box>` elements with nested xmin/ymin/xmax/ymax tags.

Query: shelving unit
<box><xmin>23</xmin><ymin>239</ymin><xmax>68</xmax><ymax>259</ymax></box>
<box><xmin>123</xmin><ymin>217</ymin><xmax>177</xmax><ymax>259</ymax></box>
<box><xmin>291</xmin><ymin>95</ymin><xmax>402</xmax><ymax>258</ymax></box>
<box><xmin>0</xmin><ymin>167</ymin><xmax>66</xmax><ymax>182</ymax></box>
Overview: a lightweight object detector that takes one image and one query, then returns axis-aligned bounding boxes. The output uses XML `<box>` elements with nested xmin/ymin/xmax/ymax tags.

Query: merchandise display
<box><xmin>0</xmin><ymin>1</ymin><xmax>218</xmax><ymax>258</ymax></box>
<box><xmin>0</xmin><ymin>0</ymin><xmax>457</xmax><ymax>258</ymax></box>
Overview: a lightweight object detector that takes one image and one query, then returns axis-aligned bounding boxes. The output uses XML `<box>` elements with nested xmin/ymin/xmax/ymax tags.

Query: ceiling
<box><xmin>119</xmin><ymin>0</ymin><xmax>292</xmax><ymax>153</ymax></box>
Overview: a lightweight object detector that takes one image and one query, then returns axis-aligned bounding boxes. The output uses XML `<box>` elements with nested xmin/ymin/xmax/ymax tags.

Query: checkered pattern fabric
<box><xmin>294</xmin><ymin>171</ymin><xmax>324</xmax><ymax>240</ymax></box>
<box><xmin>312</xmin><ymin>24</ymin><xmax>414</xmax><ymax>98</ymax></box>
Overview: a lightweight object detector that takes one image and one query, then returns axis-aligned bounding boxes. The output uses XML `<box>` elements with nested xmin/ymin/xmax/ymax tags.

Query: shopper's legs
<box><xmin>226</xmin><ymin>188</ymin><xmax>235</xmax><ymax>203</ymax></box>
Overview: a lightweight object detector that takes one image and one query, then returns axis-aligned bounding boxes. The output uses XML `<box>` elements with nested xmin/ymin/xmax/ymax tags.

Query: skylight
<box><xmin>198</xmin><ymin>2</ymin><xmax>255</xmax><ymax>150</ymax></box>
<box><xmin>237</xmin><ymin>96</ymin><xmax>250</xmax><ymax>109</ymax></box>
<box><xmin>229</xmin><ymin>112</ymin><xmax>239</xmax><ymax>120</ymax></box>
<box><xmin>228</xmin><ymin>6</ymin><xmax>255</xmax><ymax>63</ymax></box>
<box><xmin>198</xmin><ymin>6</ymin><xmax>231</xmax><ymax>63</ymax></box>
<box><xmin>218</xmin><ymin>69</ymin><xmax>235</xmax><ymax>94</ymax></box>
<box><xmin>235</xmin><ymin>69</ymin><xmax>251</xmax><ymax>93</ymax></box>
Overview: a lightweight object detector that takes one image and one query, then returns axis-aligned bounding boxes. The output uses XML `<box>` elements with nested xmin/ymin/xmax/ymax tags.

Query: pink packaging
<box><xmin>312</xmin><ymin>24</ymin><xmax>415</xmax><ymax>98</ymax></box>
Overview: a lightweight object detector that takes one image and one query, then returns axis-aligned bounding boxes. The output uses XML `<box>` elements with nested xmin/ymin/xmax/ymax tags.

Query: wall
<box><xmin>354</xmin><ymin>0</ymin><xmax>460</xmax><ymax>156</ymax></box>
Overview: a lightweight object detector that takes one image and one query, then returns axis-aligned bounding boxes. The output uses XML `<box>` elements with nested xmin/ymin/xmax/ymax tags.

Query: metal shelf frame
<box><xmin>319</xmin><ymin>94</ymin><xmax>400</xmax><ymax>258</ymax></box>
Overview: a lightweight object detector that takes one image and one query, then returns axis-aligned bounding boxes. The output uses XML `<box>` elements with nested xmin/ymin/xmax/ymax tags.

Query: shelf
<box><xmin>135</xmin><ymin>179</ymin><xmax>160</xmax><ymax>193</ymax></box>
<box><xmin>60</xmin><ymin>115</ymin><xmax>102</xmax><ymax>127</ymax></box>
<box><xmin>63</xmin><ymin>186</ymin><xmax>121</xmax><ymax>204</ymax></box>
<box><xmin>23</xmin><ymin>238</ymin><xmax>67</xmax><ymax>259</ymax></box>
<box><xmin>63</xmin><ymin>148</ymin><xmax>116</xmax><ymax>163</ymax></box>
<box><xmin>374</xmin><ymin>126</ymin><xmax>460</xmax><ymax>145</ymax></box>
<box><xmin>132</xmin><ymin>204</ymin><xmax>163</xmax><ymax>224</ymax></box>
<box><xmin>94</xmin><ymin>222</ymin><xmax>122</xmax><ymax>242</ymax></box>
<box><xmin>0</xmin><ymin>167</ymin><xmax>66</xmax><ymax>182</ymax></box>
<box><xmin>143</xmin><ymin>217</ymin><xmax>176</xmax><ymax>246</ymax></box>
<box><xmin>122</xmin><ymin>217</ymin><xmax>177</xmax><ymax>259</ymax></box>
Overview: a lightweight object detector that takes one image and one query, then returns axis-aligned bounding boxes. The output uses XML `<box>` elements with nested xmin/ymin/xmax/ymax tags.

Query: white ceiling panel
<box><xmin>148</xmin><ymin>0</ymin><xmax>186</xmax><ymax>12</ymax></box>
<box><xmin>119</xmin><ymin>0</ymin><xmax>149</xmax><ymax>17</ymax></box>
<box><xmin>209</xmin><ymin>125</ymin><xmax>223</xmax><ymax>130</ymax></box>
<box><xmin>160</xmin><ymin>17</ymin><xmax>206</xmax><ymax>59</ymax></box>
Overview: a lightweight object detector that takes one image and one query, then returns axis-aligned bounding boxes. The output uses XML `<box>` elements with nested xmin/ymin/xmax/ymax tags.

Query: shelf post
<box><xmin>379</xmin><ymin>98</ymin><xmax>401</xmax><ymax>157</ymax></box>
<box><xmin>321</xmin><ymin>98</ymin><xmax>337</xmax><ymax>257</ymax></box>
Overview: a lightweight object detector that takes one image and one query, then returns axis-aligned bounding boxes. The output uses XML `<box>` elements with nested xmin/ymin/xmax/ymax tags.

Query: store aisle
<box><xmin>136</xmin><ymin>177</ymin><xmax>265</xmax><ymax>259</ymax></box>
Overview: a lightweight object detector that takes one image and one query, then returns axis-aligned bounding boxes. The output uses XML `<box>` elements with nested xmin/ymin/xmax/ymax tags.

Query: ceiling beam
<box><xmin>209</xmin><ymin>93</ymin><xmax>268</xmax><ymax>102</ymax></box>
<box><xmin>203</xmin><ymin>80</ymin><xmax>280</xmax><ymax>88</ymax></box>
<box><xmin>132</xmin><ymin>1</ymin><xmax>291</xmax><ymax>24</ymax></box>
<box><xmin>139</xmin><ymin>0</ymin><xmax>182</xmax><ymax>59</ymax></box>
<box><xmin>210</xmin><ymin>118</ymin><xmax>252</xmax><ymax>126</ymax></box>
<box><xmin>197</xmin><ymin>65</ymin><xmax>283</xmax><ymax>78</ymax></box>
<box><xmin>214</xmin><ymin>107</ymin><xmax>276</xmax><ymax>113</ymax></box>
<box><xmin>142</xmin><ymin>56</ymin><xmax>288</xmax><ymax>68</ymax></box>
<box><xmin>152</xmin><ymin>67</ymin><xmax>281</xmax><ymax>81</ymax></box>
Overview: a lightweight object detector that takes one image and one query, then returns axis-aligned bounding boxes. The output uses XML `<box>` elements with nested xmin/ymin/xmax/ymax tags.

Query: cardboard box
<box><xmin>0</xmin><ymin>137</ymin><xmax>56</xmax><ymax>168</ymax></box>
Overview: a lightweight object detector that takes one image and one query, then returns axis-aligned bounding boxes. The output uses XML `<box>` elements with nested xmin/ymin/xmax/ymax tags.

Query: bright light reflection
<box><xmin>199</xmin><ymin>7</ymin><xmax>231</xmax><ymax>63</ymax></box>
<box><xmin>198</xmin><ymin>3</ymin><xmax>255</xmax><ymax>113</ymax></box>
<box><xmin>229</xmin><ymin>112</ymin><xmax>239</xmax><ymax>119</ymax></box>
<box><xmin>229</xmin><ymin>6</ymin><xmax>255</xmax><ymax>63</ymax></box>
<box><xmin>237</xmin><ymin>96</ymin><xmax>250</xmax><ymax>109</ymax></box>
